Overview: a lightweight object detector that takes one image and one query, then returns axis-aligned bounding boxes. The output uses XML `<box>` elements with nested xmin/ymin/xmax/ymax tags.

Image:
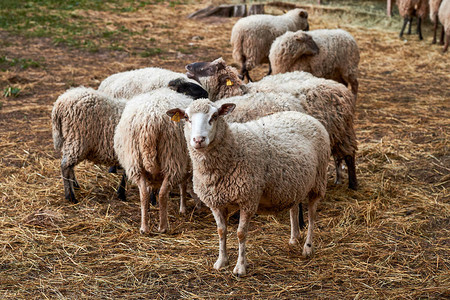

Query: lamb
<box><xmin>397</xmin><ymin>0</ymin><xmax>429</xmax><ymax>40</ymax></box>
<box><xmin>438</xmin><ymin>0</ymin><xmax>450</xmax><ymax>52</ymax></box>
<box><xmin>98</xmin><ymin>67</ymin><xmax>207</xmax><ymax>99</ymax></box>
<box><xmin>114</xmin><ymin>88</ymin><xmax>194</xmax><ymax>234</ymax></box>
<box><xmin>52</xmin><ymin>87</ymin><xmax>127</xmax><ymax>204</ymax></box>
<box><xmin>186</xmin><ymin>58</ymin><xmax>358</xmax><ymax>190</ymax></box>
<box><xmin>166</xmin><ymin>99</ymin><xmax>330</xmax><ymax>276</ymax></box>
<box><xmin>268</xmin><ymin>29</ymin><xmax>360</xmax><ymax>95</ymax></box>
<box><xmin>430</xmin><ymin>0</ymin><xmax>444</xmax><ymax>44</ymax></box>
<box><xmin>230</xmin><ymin>8</ymin><xmax>309</xmax><ymax>82</ymax></box>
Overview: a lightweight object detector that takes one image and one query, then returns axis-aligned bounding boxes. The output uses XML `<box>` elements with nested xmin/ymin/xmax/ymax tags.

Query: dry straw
<box><xmin>0</xmin><ymin>1</ymin><xmax>449</xmax><ymax>298</ymax></box>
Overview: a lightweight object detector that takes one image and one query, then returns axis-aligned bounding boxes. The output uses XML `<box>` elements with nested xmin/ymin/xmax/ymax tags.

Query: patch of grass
<box><xmin>0</xmin><ymin>55</ymin><xmax>42</xmax><ymax>71</ymax></box>
<box><xmin>0</xmin><ymin>0</ymin><xmax>154</xmax><ymax>52</ymax></box>
<box><xmin>139</xmin><ymin>48</ymin><xmax>162</xmax><ymax>57</ymax></box>
<box><xmin>3</xmin><ymin>86</ymin><xmax>21</xmax><ymax>97</ymax></box>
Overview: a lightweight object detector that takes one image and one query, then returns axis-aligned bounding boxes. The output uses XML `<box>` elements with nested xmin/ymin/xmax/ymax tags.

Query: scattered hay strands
<box><xmin>0</xmin><ymin>1</ymin><xmax>449</xmax><ymax>298</ymax></box>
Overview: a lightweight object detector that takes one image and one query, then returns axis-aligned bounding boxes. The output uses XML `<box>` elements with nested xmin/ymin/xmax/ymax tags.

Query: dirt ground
<box><xmin>0</xmin><ymin>1</ymin><xmax>449</xmax><ymax>299</ymax></box>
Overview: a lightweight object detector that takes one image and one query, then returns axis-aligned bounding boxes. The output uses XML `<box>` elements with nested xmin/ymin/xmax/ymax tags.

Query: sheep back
<box><xmin>99</xmin><ymin>68</ymin><xmax>192</xmax><ymax>99</ymax></box>
<box><xmin>230</xmin><ymin>8</ymin><xmax>309</xmax><ymax>70</ymax></box>
<box><xmin>114</xmin><ymin>88</ymin><xmax>193</xmax><ymax>185</ymax></box>
<box><xmin>52</xmin><ymin>86</ymin><xmax>126</xmax><ymax>166</ymax></box>
<box><xmin>251</xmin><ymin>72</ymin><xmax>357</xmax><ymax>159</ymax></box>
<box><xmin>269</xmin><ymin>29</ymin><xmax>360</xmax><ymax>87</ymax></box>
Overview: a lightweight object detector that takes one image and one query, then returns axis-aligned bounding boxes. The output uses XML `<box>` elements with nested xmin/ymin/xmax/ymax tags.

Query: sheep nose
<box><xmin>193</xmin><ymin>136</ymin><xmax>206</xmax><ymax>145</ymax></box>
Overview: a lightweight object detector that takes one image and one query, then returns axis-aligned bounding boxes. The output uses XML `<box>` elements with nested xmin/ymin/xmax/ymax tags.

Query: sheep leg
<box><xmin>432</xmin><ymin>21</ymin><xmax>438</xmax><ymax>44</ymax></box>
<box><xmin>61</xmin><ymin>160</ymin><xmax>77</xmax><ymax>204</ymax></box>
<box><xmin>303</xmin><ymin>196</ymin><xmax>320</xmax><ymax>257</ymax></box>
<box><xmin>117</xmin><ymin>173</ymin><xmax>127</xmax><ymax>201</ymax></box>
<box><xmin>211</xmin><ymin>207</ymin><xmax>229</xmax><ymax>270</ymax></box>
<box><xmin>179</xmin><ymin>181</ymin><xmax>187</xmax><ymax>214</ymax></box>
<box><xmin>345</xmin><ymin>154</ymin><xmax>358</xmax><ymax>190</ymax></box>
<box><xmin>149</xmin><ymin>189</ymin><xmax>157</xmax><ymax>206</ymax></box>
<box><xmin>267</xmin><ymin>62</ymin><xmax>272</xmax><ymax>76</ymax></box>
<box><xmin>299</xmin><ymin>203</ymin><xmax>305</xmax><ymax>229</ymax></box>
<box><xmin>417</xmin><ymin>17</ymin><xmax>423</xmax><ymax>40</ymax></box>
<box><xmin>400</xmin><ymin>17</ymin><xmax>408</xmax><ymax>38</ymax></box>
<box><xmin>157</xmin><ymin>176</ymin><xmax>170</xmax><ymax>233</ymax></box>
<box><xmin>334</xmin><ymin>157</ymin><xmax>343</xmax><ymax>185</ymax></box>
<box><xmin>407</xmin><ymin>16</ymin><xmax>413</xmax><ymax>35</ymax></box>
<box><xmin>440</xmin><ymin>26</ymin><xmax>445</xmax><ymax>45</ymax></box>
<box><xmin>233</xmin><ymin>209</ymin><xmax>253</xmax><ymax>276</ymax></box>
<box><xmin>289</xmin><ymin>204</ymin><xmax>301</xmax><ymax>245</ymax></box>
<box><xmin>444</xmin><ymin>33</ymin><xmax>449</xmax><ymax>53</ymax></box>
<box><xmin>69</xmin><ymin>167</ymin><xmax>80</xmax><ymax>189</ymax></box>
<box><xmin>138</xmin><ymin>176</ymin><xmax>150</xmax><ymax>234</ymax></box>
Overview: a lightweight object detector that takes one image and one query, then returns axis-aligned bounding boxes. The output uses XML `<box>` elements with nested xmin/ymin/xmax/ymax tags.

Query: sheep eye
<box><xmin>184</xmin><ymin>114</ymin><xmax>190</xmax><ymax>122</ymax></box>
<box><xmin>209</xmin><ymin>113</ymin><xmax>218</xmax><ymax>124</ymax></box>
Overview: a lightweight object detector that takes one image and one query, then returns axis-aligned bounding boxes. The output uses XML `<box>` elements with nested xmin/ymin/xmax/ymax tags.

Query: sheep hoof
<box><xmin>232</xmin><ymin>264</ymin><xmax>247</xmax><ymax>277</ymax></box>
<box><xmin>179</xmin><ymin>207</ymin><xmax>186</xmax><ymax>214</ymax></box>
<box><xmin>65</xmin><ymin>192</ymin><xmax>78</xmax><ymax>204</ymax></box>
<box><xmin>214</xmin><ymin>257</ymin><xmax>229</xmax><ymax>270</ymax></box>
<box><xmin>289</xmin><ymin>238</ymin><xmax>299</xmax><ymax>246</ymax></box>
<box><xmin>117</xmin><ymin>191</ymin><xmax>127</xmax><ymax>201</ymax></box>
<box><xmin>158</xmin><ymin>226</ymin><xmax>168</xmax><ymax>233</ymax></box>
<box><xmin>140</xmin><ymin>227</ymin><xmax>149</xmax><ymax>235</ymax></box>
<box><xmin>302</xmin><ymin>243</ymin><xmax>314</xmax><ymax>257</ymax></box>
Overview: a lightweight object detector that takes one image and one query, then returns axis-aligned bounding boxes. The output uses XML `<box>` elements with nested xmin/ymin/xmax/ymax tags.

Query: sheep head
<box><xmin>185</xmin><ymin>58</ymin><xmax>245</xmax><ymax>101</ymax></box>
<box><xmin>167</xmin><ymin>99</ymin><xmax>235</xmax><ymax>150</ymax></box>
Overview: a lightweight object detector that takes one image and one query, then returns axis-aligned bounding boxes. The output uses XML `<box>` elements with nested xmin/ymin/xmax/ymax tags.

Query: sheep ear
<box><xmin>304</xmin><ymin>37</ymin><xmax>319</xmax><ymax>55</ymax></box>
<box><xmin>299</xmin><ymin>10</ymin><xmax>308</xmax><ymax>18</ymax></box>
<box><xmin>218</xmin><ymin>103</ymin><xmax>236</xmax><ymax>116</ymax></box>
<box><xmin>215</xmin><ymin>58</ymin><xmax>226</xmax><ymax>71</ymax></box>
<box><xmin>166</xmin><ymin>108</ymin><xmax>185</xmax><ymax>122</ymax></box>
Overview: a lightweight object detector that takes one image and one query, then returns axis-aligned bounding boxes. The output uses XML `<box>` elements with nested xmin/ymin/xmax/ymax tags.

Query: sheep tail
<box><xmin>51</xmin><ymin>105</ymin><xmax>64</xmax><ymax>152</ymax></box>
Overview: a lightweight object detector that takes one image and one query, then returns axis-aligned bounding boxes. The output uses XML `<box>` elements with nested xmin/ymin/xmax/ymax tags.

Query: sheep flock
<box><xmin>46</xmin><ymin>2</ymin><xmax>449</xmax><ymax>280</ymax></box>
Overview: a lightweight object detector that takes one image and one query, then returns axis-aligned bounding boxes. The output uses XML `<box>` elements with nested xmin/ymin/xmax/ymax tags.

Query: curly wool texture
<box><xmin>52</xmin><ymin>86</ymin><xmax>126</xmax><ymax>167</ymax></box>
<box><xmin>186</xmin><ymin>100</ymin><xmax>330</xmax><ymax>214</ymax></box>
<box><xmin>98</xmin><ymin>67</ymin><xmax>195</xmax><ymax>99</ymax></box>
<box><xmin>230</xmin><ymin>9</ymin><xmax>309</xmax><ymax>71</ymax></box>
<box><xmin>215</xmin><ymin>92</ymin><xmax>306</xmax><ymax>123</ymax></box>
<box><xmin>114</xmin><ymin>88</ymin><xmax>192</xmax><ymax>187</ymax></box>
<box><xmin>430</xmin><ymin>0</ymin><xmax>443</xmax><ymax>22</ymax></box>
<box><xmin>269</xmin><ymin>29</ymin><xmax>360</xmax><ymax>94</ymax></box>
<box><xmin>397</xmin><ymin>0</ymin><xmax>429</xmax><ymax>18</ymax></box>
<box><xmin>194</xmin><ymin>59</ymin><xmax>356</xmax><ymax>161</ymax></box>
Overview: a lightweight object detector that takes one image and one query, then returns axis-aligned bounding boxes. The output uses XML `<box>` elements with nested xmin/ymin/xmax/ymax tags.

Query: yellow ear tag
<box><xmin>226</xmin><ymin>79</ymin><xmax>233</xmax><ymax>86</ymax></box>
<box><xmin>171</xmin><ymin>112</ymin><xmax>181</xmax><ymax>122</ymax></box>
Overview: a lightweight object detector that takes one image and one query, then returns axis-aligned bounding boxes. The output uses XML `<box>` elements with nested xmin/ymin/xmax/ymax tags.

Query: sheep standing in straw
<box><xmin>269</xmin><ymin>29</ymin><xmax>360</xmax><ymax>95</ymax></box>
<box><xmin>186</xmin><ymin>58</ymin><xmax>358</xmax><ymax>190</ymax></box>
<box><xmin>438</xmin><ymin>0</ymin><xmax>450</xmax><ymax>52</ymax></box>
<box><xmin>230</xmin><ymin>8</ymin><xmax>309</xmax><ymax>82</ymax></box>
<box><xmin>397</xmin><ymin>0</ymin><xmax>429</xmax><ymax>40</ymax></box>
<box><xmin>167</xmin><ymin>99</ymin><xmax>330</xmax><ymax>276</ymax></box>
<box><xmin>114</xmin><ymin>88</ymin><xmax>194</xmax><ymax>234</ymax></box>
<box><xmin>52</xmin><ymin>87</ymin><xmax>127</xmax><ymax>203</ymax></box>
